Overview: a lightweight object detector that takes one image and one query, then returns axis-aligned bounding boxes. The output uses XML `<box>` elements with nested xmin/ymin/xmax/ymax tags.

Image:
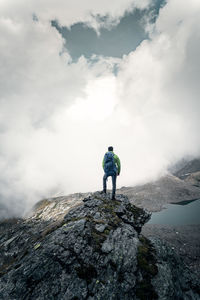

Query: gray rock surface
<box><xmin>0</xmin><ymin>192</ymin><xmax>199</xmax><ymax>299</ymax></box>
<box><xmin>151</xmin><ymin>238</ymin><xmax>200</xmax><ymax>300</ymax></box>
<box><xmin>142</xmin><ymin>224</ymin><xmax>200</xmax><ymax>275</ymax></box>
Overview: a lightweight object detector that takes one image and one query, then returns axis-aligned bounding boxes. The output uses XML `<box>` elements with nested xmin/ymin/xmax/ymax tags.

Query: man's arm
<box><xmin>114</xmin><ymin>154</ymin><xmax>121</xmax><ymax>175</ymax></box>
<box><xmin>102</xmin><ymin>156</ymin><xmax>105</xmax><ymax>170</ymax></box>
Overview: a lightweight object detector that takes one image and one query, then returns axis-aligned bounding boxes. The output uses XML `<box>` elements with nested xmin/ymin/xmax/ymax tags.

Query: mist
<box><xmin>0</xmin><ymin>0</ymin><xmax>200</xmax><ymax>218</ymax></box>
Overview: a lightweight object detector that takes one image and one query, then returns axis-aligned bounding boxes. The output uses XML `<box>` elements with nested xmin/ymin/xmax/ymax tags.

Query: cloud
<box><xmin>0</xmin><ymin>0</ymin><xmax>200</xmax><ymax>218</ymax></box>
<box><xmin>1</xmin><ymin>0</ymin><xmax>148</xmax><ymax>217</ymax></box>
<box><xmin>116</xmin><ymin>0</ymin><xmax>200</xmax><ymax>164</ymax></box>
<box><xmin>0</xmin><ymin>0</ymin><xmax>151</xmax><ymax>31</ymax></box>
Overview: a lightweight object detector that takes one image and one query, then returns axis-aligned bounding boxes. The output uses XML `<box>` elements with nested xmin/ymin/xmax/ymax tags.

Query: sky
<box><xmin>0</xmin><ymin>0</ymin><xmax>200</xmax><ymax>218</ymax></box>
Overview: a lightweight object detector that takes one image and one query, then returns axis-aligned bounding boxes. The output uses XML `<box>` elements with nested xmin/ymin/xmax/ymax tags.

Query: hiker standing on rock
<box><xmin>102</xmin><ymin>146</ymin><xmax>121</xmax><ymax>200</ymax></box>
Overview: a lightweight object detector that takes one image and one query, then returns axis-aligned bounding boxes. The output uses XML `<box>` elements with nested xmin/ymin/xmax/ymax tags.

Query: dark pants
<box><xmin>103</xmin><ymin>173</ymin><xmax>117</xmax><ymax>198</ymax></box>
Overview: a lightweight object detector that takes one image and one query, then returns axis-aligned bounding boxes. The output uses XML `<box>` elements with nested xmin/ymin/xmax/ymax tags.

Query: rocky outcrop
<box><xmin>142</xmin><ymin>224</ymin><xmax>200</xmax><ymax>275</ymax></box>
<box><xmin>0</xmin><ymin>192</ymin><xmax>199</xmax><ymax>299</ymax></box>
<box><xmin>150</xmin><ymin>238</ymin><xmax>200</xmax><ymax>300</ymax></box>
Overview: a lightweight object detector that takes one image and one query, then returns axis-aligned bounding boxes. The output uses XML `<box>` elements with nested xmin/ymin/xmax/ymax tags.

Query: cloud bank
<box><xmin>0</xmin><ymin>0</ymin><xmax>200</xmax><ymax>218</ymax></box>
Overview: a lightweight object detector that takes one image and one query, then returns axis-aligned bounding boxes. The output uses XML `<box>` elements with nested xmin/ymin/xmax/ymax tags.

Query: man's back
<box><xmin>102</xmin><ymin>151</ymin><xmax>121</xmax><ymax>175</ymax></box>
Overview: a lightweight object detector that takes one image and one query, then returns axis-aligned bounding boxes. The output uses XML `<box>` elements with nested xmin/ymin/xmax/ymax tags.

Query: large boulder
<box><xmin>0</xmin><ymin>192</ymin><xmax>199</xmax><ymax>299</ymax></box>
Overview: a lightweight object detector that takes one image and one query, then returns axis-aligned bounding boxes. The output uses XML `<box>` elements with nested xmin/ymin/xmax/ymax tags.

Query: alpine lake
<box><xmin>148</xmin><ymin>199</ymin><xmax>200</xmax><ymax>225</ymax></box>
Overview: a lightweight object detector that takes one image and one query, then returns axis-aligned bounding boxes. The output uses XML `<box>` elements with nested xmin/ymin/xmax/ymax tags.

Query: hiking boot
<box><xmin>111</xmin><ymin>195</ymin><xmax>116</xmax><ymax>200</ymax></box>
<box><xmin>100</xmin><ymin>190</ymin><xmax>106</xmax><ymax>194</ymax></box>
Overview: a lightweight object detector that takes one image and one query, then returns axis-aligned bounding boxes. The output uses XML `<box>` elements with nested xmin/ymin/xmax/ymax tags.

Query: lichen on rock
<box><xmin>0</xmin><ymin>192</ymin><xmax>199</xmax><ymax>300</ymax></box>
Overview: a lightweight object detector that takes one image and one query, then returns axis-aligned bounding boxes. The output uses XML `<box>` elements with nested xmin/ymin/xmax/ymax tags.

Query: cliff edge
<box><xmin>0</xmin><ymin>192</ymin><xmax>199</xmax><ymax>299</ymax></box>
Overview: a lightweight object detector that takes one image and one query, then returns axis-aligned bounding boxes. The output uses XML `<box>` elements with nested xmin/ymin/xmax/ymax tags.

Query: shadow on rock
<box><xmin>0</xmin><ymin>192</ymin><xmax>199</xmax><ymax>300</ymax></box>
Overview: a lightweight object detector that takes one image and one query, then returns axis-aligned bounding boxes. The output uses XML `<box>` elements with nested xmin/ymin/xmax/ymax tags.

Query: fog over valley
<box><xmin>0</xmin><ymin>0</ymin><xmax>200</xmax><ymax>217</ymax></box>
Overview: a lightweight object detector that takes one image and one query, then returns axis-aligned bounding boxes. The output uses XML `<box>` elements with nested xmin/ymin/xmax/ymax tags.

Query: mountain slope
<box><xmin>184</xmin><ymin>171</ymin><xmax>200</xmax><ymax>188</ymax></box>
<box><xmin>119</xmin><ymin>174</ymin><xmax>200</xmax><ymax>212</ymax></box>
<box><xmin>0</xmin><ymin>192</ymin><xmax>199</xmax><ymax>300</ymax></box>
<box><xmin>174</xmin><ymin>158</ymin><xmax>200</xmax><ymax>179</ymax></box>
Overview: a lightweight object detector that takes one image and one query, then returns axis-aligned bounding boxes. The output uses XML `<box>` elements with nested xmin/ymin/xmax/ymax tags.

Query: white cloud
<box><xmin>1</xmin><ymin>0</ymin><xmax>150</xmax><ymax>216</ymax></box>
<box><xmin>67</xmin><ymin>76</ymin><xmax>118</xmax><ymax>121</ymax></box>
<box><xmin>0</xmin><ymin>0</ymin><xmax>200</xmax><ymax>218</ymax></box>
<box><xmin>114</xmin><ymin>0</ymin><xmax>200</xmax><ymax>179</ymax></box>
<box><xmin>0</xmin><ymin>0</ymin><xmax>151</xmax><ymax>31</ymax></box>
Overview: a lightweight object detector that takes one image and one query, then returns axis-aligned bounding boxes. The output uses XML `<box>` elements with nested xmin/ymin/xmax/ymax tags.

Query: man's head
<box><xmin>108</xmin><ymin>146</ymin><xmax>113</xmax><ymax>151</ymax></box>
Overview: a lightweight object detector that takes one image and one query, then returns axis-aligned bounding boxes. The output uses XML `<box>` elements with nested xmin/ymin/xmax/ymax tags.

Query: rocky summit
<box><xmin>0</xmin><ymin>192</ymin><xmax>199</xmax><ymax>300</ymax></box>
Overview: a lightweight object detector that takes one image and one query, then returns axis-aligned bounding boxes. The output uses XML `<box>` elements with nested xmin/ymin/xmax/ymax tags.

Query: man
<box><xmin>102</xmin><ymin>146</ymin><xmax>121</xmax><ymax>200</ymax></box>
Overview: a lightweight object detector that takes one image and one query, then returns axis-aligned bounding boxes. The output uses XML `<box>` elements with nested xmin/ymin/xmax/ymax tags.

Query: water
<box><xmin>148</xmin><ymin>199</ymin><xmax>200</xmax><ymax>225</ymax></box>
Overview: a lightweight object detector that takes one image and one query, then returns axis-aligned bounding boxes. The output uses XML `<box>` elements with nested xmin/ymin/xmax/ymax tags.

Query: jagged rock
<box><xmin>151</xmin><ymin>238</ymin><xmax>200</xmax><ymax>300</ymax></box>
<box><xmin>0</xmin><ymin>192</ymin><xmax>199</xmax><ymax>300</ymax></box>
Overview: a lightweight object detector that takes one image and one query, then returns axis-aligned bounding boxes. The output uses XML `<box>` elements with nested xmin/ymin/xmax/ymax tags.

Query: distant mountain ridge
<box><xmin>118</xmin><ymin>174</ymin><xmax>200</xmax><ymax>212</ymax></box>
<box><xmin>173</xmin><ymin>158</ymin><xmax>200</xmax><ymax>179</ymax></box>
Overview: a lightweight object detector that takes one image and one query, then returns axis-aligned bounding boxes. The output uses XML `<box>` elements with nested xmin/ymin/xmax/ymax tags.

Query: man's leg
<box><xmin>103</xmin><ymin>173</ymin><xmax>108</xmax><ymax>193</ymax></box>
<box><xmin>111</xmin><ymin>174</ymin><xmax>117</xmax><ymax>199</ymax></box>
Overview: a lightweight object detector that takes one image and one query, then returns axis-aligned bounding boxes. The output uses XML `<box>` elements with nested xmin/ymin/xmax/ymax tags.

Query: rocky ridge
<box><xmin>0</xmin><ymin>192</ymin><xmax>199</xmax><ymax>299</ymax></box>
